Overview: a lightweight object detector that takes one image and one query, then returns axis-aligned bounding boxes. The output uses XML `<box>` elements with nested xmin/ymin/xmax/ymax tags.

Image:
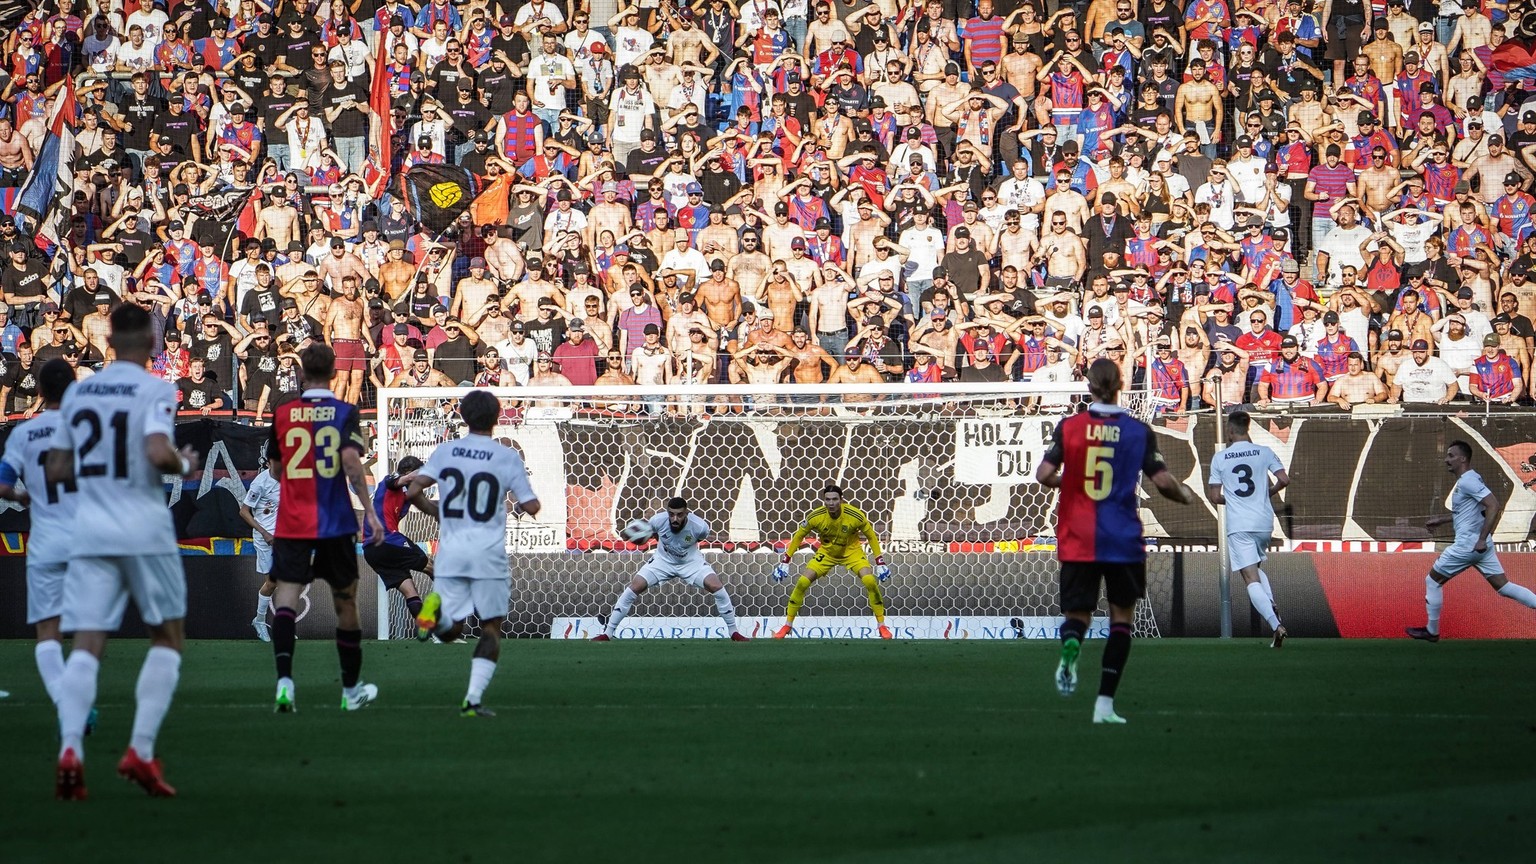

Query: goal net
<box><xmin>372</xmin><ymin>382</ymin><xmax>1171</xmax><ymax>640</ymax></box>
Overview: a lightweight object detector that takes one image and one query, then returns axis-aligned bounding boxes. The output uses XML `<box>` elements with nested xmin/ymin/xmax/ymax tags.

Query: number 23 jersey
<box><xmin>272</xmin><ymin>389</ymin><xmax>366</xmax><ymax>540</ymax></box>
<box><xmin>50</xmin><ymin>362</ymin><xmax>180</xmax><ymax>556</ymax></box>
<box><xmin>419</xmin><ymin>434</ymin><xmax>537</xmax><ymax>580</ymax></box>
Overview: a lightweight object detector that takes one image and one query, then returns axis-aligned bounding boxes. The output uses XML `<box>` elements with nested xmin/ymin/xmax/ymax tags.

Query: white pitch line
<box><xmin>40</xmin><ymin>701</ymin><xmax>1502</xmax><ymax>721</ymax></box>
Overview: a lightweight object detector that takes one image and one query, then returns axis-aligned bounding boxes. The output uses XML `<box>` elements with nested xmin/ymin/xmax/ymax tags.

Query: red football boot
<box><xmin>56</xmin><ymin>748</ymin><xmax>86</xmax><ymax>801</ymax></box>
<box><xmin>117</xmin><ymin>748</ymin><xmax>176</xmax><ymax>797</ymax></box>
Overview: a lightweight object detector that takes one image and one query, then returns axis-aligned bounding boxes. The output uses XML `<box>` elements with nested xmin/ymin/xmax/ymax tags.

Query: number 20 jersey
<box><xmin>1044</xmin><ymin>405</ymin><xmax>1165</xmax><ymax>564</ymax></box>
<box><xmin>273</xmin><ymin>390</ymin><xmax>366</xmax><ymax>540</ymax></box>
<box><xmin>50</xmin><ymin>362</ymin><xmax>180</xmax><ymax>556</ymax></box>
<box><xmin>419</xmin><ymin>434</ymin><xmax>537</xmax><ymax>580</ymax></box>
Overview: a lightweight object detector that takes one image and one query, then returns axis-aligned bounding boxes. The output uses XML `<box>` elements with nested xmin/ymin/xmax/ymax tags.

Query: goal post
<box><xmin>372</xmin><ymin>381</ymin><xmax>1171</xmax><ymax>640</ymax></box>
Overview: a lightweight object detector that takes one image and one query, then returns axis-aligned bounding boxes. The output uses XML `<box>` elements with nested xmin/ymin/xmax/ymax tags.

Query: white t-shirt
<box><xmin>1449</xmin><ymin>469</ymin><xmax>1494</xmax><ymax>549</ymax></box>
<box><xmin>50</xmin><ymin>362</ymin><xmax>180</xmax><ymax>556</ymax></box>
<box><xmin>419</xmin><ymin>434</ymin><xmax>538</xmax><ymax>580</ymax></box>
<box><xmin>647</xmin><ymin>511</ymin><xmax>710</xmax><ymax>567</ymax></box>
<box><xmin>997</xmin><ymin>176</ymin><xmax>1045</xmax><ymax>234</ymax></box>
<box><xmin>607</xmin><ymin>86</ymin><xmax>655</xmax><ymax>143</ymax></box>
<box><xmin>530</xmin><ymin>53</ymin><xmax>576</xmax><ymax>112</ymax></box>
<box><xmin>1209</xmin><ymin>442</ymin><xmax>1284</xmax><ymax>535</ymax></box>
<box><xmin>117</xmin><ymin>41</ymin><xmax>157</xmax><ymax>73</ymax></box>
<box><xmin>125</xmin><ymin>9</ymin><xmax>168</xmax><ymax>46</ymax></box>
<box><xmin>0</xmin><ymin>411</ymin><xmax>77</xmax><ymax>565</ymax></box>
<box><xmin>899</xmin><ymin>226</ymin><xmax>944</xmax><ymax>280</ymax></box>
<box><xmin>242</xmin><ymin>469</ymin><xmax>281</xmax><ymax>535</ymax></box>
<box><xmin>1393</xmin><ymin>356</ymin><xmax>1457</xmax><ymax>403</ymax></box>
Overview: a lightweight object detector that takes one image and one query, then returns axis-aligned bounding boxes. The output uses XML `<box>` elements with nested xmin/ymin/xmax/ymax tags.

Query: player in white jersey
<box><xmin>1207</xmin><ymin>411</ymin><xmax>1292</xmax><ymax>647</ymax></box>
<box><xmin>592</xmin><ymin>497</ymin><xmax>750</xmax><ymax>642</ymax></box>
<box><xmin>46</xmin><ymin>304</ymin><xmax>201</xmax><ymax>800</ymax></box>
<box><xmin>239</xmin><ymin>462</ymin><xmax>281</xmax><ymax>641</ymax></box>
<box><xmin>0</xmin><ymin>361</ymin><xmax>86</xmax><ymax>715</ymax></box>
<box><xmin>405</xmin><ymin>391</ymin><xmax>542</xmax><ymax>717</ymax></box>
<box><xmin>1408</xmin><ymin>440</ymin><xmax>1536</xmax><ymax>642</ymax></box>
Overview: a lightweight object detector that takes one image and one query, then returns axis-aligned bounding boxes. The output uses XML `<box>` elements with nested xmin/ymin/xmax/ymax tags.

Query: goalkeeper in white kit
<box><xmin>594</xmin><ymin>498</ymin><xmax>749</xmax><ymax>641</ymax></box>
<box><xmin>405</xmin><ymin>391</ymin><xmax>541</xmax><ymax>717</ymax></box>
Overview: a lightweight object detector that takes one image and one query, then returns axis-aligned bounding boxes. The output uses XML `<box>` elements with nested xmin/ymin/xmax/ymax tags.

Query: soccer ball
<box><xmin>620</xmin><ymin>519</ymin><xmax>655</xmax><ymax>543</ymax></box>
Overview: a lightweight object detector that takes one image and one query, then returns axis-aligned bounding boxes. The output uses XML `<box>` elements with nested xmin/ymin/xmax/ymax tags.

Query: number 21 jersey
<box><xmin>1044</xmin><ymin>404</ymin><xmax>1165</xmax><ymax>563</ymax></box>
<box><xmin>419</xmin><ymin>434</ymin><xmax>537</xmax><ymax>580</ymax></box>
<box><xmin>273</xmin><ymin>389</ymin><xmax>366</xmax><ymax>540</ymax></box>
<box><xmin>50</xmin><ymin>362</ymin><xmax>180</xmax><ymax>556</ymax></box>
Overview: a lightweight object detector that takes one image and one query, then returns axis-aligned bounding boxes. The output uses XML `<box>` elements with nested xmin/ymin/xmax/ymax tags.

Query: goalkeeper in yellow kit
<box><xmin>772</xmin><ymin>485</ymin><xmax>893</xmax><ymax>640</ymax></box>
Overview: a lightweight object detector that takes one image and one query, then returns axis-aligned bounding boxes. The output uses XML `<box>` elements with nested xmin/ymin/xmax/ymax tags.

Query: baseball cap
<box><xmin>1322</xmin><ymin>311</ymin><xmax>1339</xmax><ymax>324</ymax></box>
<box><xmin>1280</xmin><ymin>335</ymin><xmax>1299</xmax><ymax>348</ymax></box>
<box><xmin>1418</xmin><ymin>21</ymin><xmax>1434</xmax><ymax>32</ymax></box>
<box><xmin>1484</xmin><ymin>334</ymin><xmax>1501</xmax><ymax>347</ymax></box>
<box><xmin>1281</xmin><ymin>259</ymin><xmax>1300</xmax><ymax>273</ymax></box>
<box><xmin>1411</xmin><ymin>339</ymin><xmax>1430</xmax><ymax>351</ymax></box>
<box><xmin>392</xmin><ymin>323</ymin><xmax>409</xmax><ymax>335</ymax></box>
<box><xmin>1387</xmin><ymin>329</ymin><xmax>1403</xmax><ymax>340</ymax></box>
<box><xmin>686</xmin><ymin>181</ymin><xmax>704</xmax><ymax>195</ymax></box>
<box><xmin>413</xmin><ymin>348</ymin><xmax>429</xmax><ymax>361</ymax></box>
<box><xmin>470</xmin><ymin>257</ymin><xmax>486</xmax><ymax>268</ymax></box>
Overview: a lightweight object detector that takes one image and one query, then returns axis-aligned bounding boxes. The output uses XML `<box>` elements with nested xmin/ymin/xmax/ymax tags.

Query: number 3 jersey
<box><xmin>1043</xmin><ymin>404</ymin><xmax>1165</xmax><ymax>564</ymax></box>
<box><xmin>50</xmin><ymin>362</ymin><xmax>180</xmax><ymax>556</ymax></box>
<box><xmin>272</xmin><ymin>389</ymin><xmax>366</xmax><ymax>540</ymax></box>
<box><xmin>1209</xmin><ymin>442</ymin><xmax>1284</xmax><ymax>535</ymax></box>
<box><xmin>419</xmin><ymin>434</ymin><xmax>537</xmax><ymax>580</ymax></box>
<box><xmin>0</xmin><ymin>411</ymin><xmax>77</xmax><ymax>565</ymax></box>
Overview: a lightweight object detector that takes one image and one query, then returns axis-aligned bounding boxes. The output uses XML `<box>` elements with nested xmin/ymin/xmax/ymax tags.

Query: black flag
<box><xmin>400</xmin><ymin>164</ymin><xmax>477</xmax><ymax>234</ymax></box>
<box><xmin>183</xmin><ymin>186</ymin><xmax>258</xmax><ymax>254</ymax></box>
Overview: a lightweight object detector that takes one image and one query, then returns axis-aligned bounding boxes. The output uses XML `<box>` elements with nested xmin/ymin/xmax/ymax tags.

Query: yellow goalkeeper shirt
<box><xmin>786</xmin><ymin>504</ymin><xmax>883</xmax><ymax>560</ymax></box>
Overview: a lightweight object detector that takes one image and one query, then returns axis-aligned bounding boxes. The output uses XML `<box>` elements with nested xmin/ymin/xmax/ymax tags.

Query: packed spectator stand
<box><xmin>1</xmin><ymin>0</ymin><xmax>1534</xmax><ymax>421</ymax></box>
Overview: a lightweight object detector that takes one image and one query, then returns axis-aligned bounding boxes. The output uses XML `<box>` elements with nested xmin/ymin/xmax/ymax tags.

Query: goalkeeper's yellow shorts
<box><xmin>806</xmin><ymin>550</ymin><xmax>872</xmax><ymax>578</ymax></box>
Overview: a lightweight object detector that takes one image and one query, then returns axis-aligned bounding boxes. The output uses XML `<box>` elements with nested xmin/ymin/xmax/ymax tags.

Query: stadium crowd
<box><xmin>2</xmin><ymin>0</ymin><xmax>1536</xmax><ymax>418</ymax></box>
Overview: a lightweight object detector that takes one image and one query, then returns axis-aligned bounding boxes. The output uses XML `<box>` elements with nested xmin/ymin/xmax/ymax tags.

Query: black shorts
<box><xmin>1059</xmin><ymin>561</ymin><xmax>1146</xmax><ymax>613</ymax></box>
<box><xmin>272</xmin><ymin>536</ymin><xmax>359</xmax><ymax>590</ymax></box>
<box><xmin>363</xmin><ymin>541</ymin><xmax>431</xmax><ymax>591</ymax></box>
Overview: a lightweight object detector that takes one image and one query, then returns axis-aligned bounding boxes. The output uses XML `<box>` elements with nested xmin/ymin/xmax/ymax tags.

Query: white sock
<box><xmin>607</xmin><ymin>587</ymin><xmax>637</xmax><ymax>635</ymax></box>
<box><xmin>1497</xmin><ymin>581</ymin><xmax>1536</xmax><ymax>609</ymax></box>
<box><xmin>256</xmin><ymin>592</ymin><xmax>272</xmax><ymax>619</ymax></box>
<box><xmin>35</xmin><ymin>640</ymin><xmax>65</xmax><ymax>705</ymax></box>
<box><xmin>711</xmin><ymin>588</ymin><xmax>739</xmax><ymax>634</ymax></box>
<box><xmin>1425</xmin><ymin>575</ymin><xmax>1443</xmax><ymax>635</ymax></box>
<box><xmin>1247</xmin><ymin>582</ymin><xmax>1281</xmax><ymax>630</ymax></box>
<box><xmin>1094</xmin><ymin>695</ymin><xmax>1115</xmax><ymax>717</ymax></box>
<box><xmin>57</xmin><ymin>651</ymin><xmax>101</xmax><ymax>759</ymax></box>
<box><xmin>130</xmin><ymin>646</ymin><xmax>181</xmax><ymax>761</ymax></box>
<box><xmin>1258</xmin><ymin>569</ymin><xmax>1276</xmax><ymax>604</ymax></box>
<box><xmin>466</xmin><ymin>657</ymin><xmax>496</xmax><ymax>704</ymax></box>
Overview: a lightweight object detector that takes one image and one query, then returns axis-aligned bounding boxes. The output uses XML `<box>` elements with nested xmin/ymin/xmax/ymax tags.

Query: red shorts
<box><xmin>333</xmin><ymin>338</ymin><xmax>366</xmax><ymax>372</ymax></box>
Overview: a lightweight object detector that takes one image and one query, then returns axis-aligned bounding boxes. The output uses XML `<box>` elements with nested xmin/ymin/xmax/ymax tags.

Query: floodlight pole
<box><xmin>1212</xmin><ymin>375</ymin><xmax>1231</xmax><ymax>639</ymax></box>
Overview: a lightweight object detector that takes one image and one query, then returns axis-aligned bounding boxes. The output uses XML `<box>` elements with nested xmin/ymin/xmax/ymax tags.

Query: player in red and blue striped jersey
<box><xmin>362</xmin><ymin>456</ymin><xmax>433</xmax><ymax>624</ymax></box>
<box><xmin>268</xmin><ymin>344</ymin><xmax>385</xmax><ymax>714</ymax></box>
<box><xmin>1036</xmin><ymin>360</ymin><xmax>1193</xmax><ymax>724</ymax></box>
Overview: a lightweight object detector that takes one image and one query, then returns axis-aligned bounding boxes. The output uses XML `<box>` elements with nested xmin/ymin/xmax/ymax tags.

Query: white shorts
<box><xmin>27</xmin><ymin>559</ymin><xmax>68</xmax><ymax>625</ymax></box>
<box><xmin>252</xmin><ymin>537</ymin><xmax>273</xmax><ymax>575</ymax></box>
<box><xmin>61</xmin><ymin>554</ymin><xmax>187</xmax><ymax>632</ymax></box>
<box><xmin>436</xmin><ymin>575</ymin><xmax>511</xmax><ymax>623</ymax></box>
<box><xmin>1227</xmin><ymin>532</ymin><xmax>1271</xmax><ymax>572</ymax></box>
<box><xmin>637</xmin><ymin>558</ymin><xmax>714</xmax><ymax>589</ymax></box>
<box><xmin>1434</xmin><ymin>544</ymin><xmax>1504</xmax><ymax>578</ymax></box>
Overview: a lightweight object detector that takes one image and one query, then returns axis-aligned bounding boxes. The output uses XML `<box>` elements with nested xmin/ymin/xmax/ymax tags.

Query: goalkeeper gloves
<box><xmin>874</xmin><ymin>556</ymin><xmax>890</xmax><ymax>583</ymax></box>
<box><xmin>773</xmin><ymin>556</ymin><xmax>792</xmax><ymax>582</ymax></box>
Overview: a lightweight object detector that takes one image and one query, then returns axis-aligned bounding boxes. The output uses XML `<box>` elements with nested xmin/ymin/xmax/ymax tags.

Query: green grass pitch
<box><xmin>2</xmin><ymin>638</ymin><xmax>1534</xmax><ymax>863</ymax></box>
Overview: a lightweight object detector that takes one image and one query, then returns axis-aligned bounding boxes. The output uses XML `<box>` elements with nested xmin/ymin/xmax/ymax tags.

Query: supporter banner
<box><xmin>184</xmin><ymin>187</ymin><xmax>257</xmax><ymax>253</ymax></box>
<box><xmin>0</xmin><ymin>414</ymin><xmax>1533</xmax><ymax>545</ymax></box>
<box><xmin>953</xmin><ymin>418</ymin><xmax>1053</xmax><ymax>484</ymax></box>
<box><xmin>550</xmin><ymin>615</ymin><xmax>1110</xmax><ymax>640</ymax></box>
<box><xmin>400</xmin><ymin>165</ymin><xmax>476</xmax><ymax>233</ymax></box>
